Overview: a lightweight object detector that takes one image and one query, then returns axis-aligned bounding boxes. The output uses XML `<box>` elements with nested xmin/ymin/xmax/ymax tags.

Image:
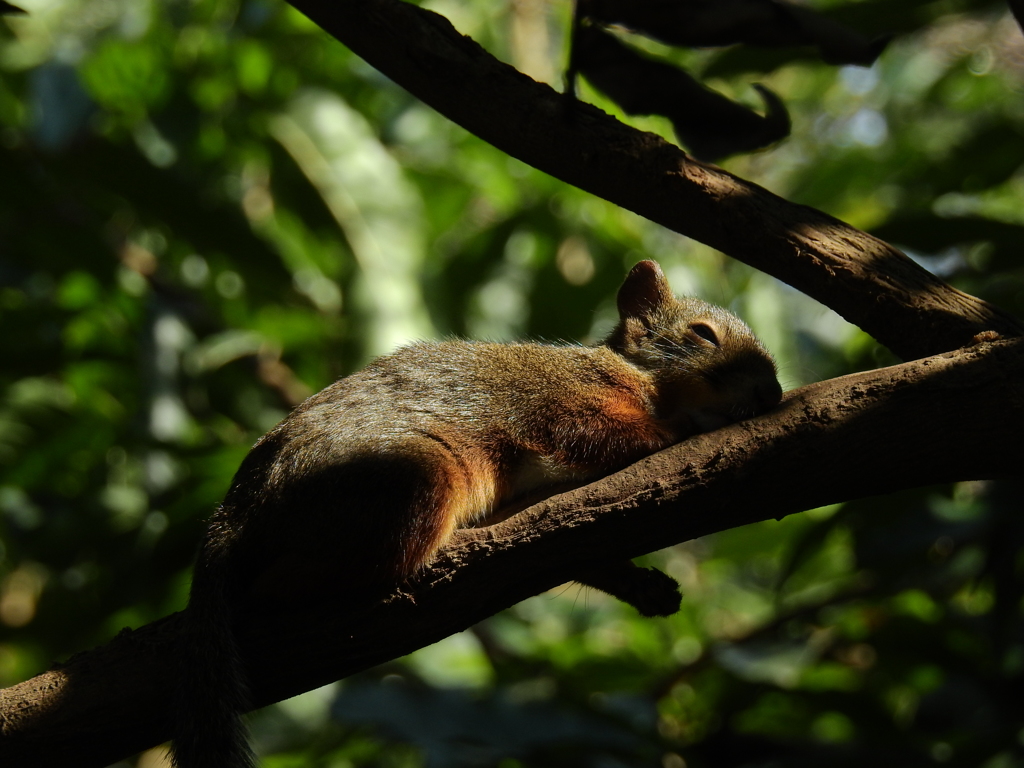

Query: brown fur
<box><xmin>171</xmin><ymin>260</ymin><xmax>782</xmax><ymax>768</ymax></box>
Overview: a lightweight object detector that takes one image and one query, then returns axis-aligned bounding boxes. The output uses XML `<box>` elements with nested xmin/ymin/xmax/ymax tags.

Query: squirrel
<box><xmin>170</xmin><ymin>259</ymin><xmax>782</xmax><ymax>768</ymax></box>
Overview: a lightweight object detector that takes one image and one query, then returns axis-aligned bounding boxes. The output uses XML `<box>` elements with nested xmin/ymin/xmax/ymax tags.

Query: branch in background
<box><xmin>3</xmin><ymin>337</ymin><xmax>1023</xmax><ymax>767</ymax></box>
<box><xmin>577</xmin><ymin>0</ymin><xmax>888</xmax><ymax>65</ymax></box>
<box><xmin>283</xmin><ymin>0</ymin><xmax>1024</xmax><ymax>360</ymax></box>
<box><xmin>573</xmin><ymin>24</ymin><xmax>790</xmax><ymax>162</ymax></box>
<box><xmin>1009</xmin><ymin>0</ymin><xmax>1024</xmax><ymax>37</ymax></box>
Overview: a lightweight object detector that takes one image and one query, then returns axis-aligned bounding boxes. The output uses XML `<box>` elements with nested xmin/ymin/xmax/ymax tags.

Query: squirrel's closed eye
<box><xmin>690</xmin><ymin>322</ymin><xmax>719</xmax><ymax>346</ymax></box>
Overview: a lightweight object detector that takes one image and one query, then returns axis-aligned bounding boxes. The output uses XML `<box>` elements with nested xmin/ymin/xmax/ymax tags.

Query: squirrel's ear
<box><xmin>617</xmin><ymin>260</ymin><xmax>674</xmax><ymax>322</ymax></box>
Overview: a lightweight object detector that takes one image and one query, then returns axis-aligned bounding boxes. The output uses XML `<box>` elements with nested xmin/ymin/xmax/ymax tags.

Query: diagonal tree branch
<box><xmin>2</xmin><ymin>337</ymin><xmax>1023</xmax><ymax>767</ymax></box>
<box><xmin>282</xmin><ymin>0</ymin><xmax>1024</xmax><ymax>361</ymax></box>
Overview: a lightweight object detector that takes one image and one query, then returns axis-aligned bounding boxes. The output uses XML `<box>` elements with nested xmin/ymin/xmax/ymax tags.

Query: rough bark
<box><xmin>2</xmin><ymin>337</ymin><xmax>1023</xmax><ymax>767</ymax></box>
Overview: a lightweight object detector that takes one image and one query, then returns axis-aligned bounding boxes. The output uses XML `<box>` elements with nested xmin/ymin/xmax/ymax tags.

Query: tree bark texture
<box><xmin>2</xmin><ymin>338</ymin><xmax>1023</xmax><ymax>767</ymax></box>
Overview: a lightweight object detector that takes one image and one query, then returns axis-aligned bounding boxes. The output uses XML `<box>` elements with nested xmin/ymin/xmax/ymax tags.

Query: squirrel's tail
<box><xmin>170</xmin><ymin>560</ymin><xmax>257</xmax><ymax>768</ymax></box>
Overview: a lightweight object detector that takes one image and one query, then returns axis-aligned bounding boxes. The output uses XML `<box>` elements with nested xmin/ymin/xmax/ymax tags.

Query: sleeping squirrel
<box><xmin>170</xmin><ymin>259</ymin><xmax>783</xmax><ymax>768</ymax></box>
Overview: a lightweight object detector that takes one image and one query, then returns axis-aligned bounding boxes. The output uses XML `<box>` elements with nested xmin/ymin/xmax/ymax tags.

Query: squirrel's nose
<box><xmin>752</xmin><ymin>378</ymin><xmax>783</xmax><ymax>413</ymax></box>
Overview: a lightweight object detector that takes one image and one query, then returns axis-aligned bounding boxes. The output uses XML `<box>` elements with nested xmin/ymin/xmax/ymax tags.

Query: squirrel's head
<box><xmin>606</xmin><ymin>260</ymin><xmax>783</xmax><ymax>434</ymax></box>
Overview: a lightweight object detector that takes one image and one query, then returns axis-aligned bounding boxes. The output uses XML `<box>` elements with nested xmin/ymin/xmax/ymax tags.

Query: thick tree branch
<box><xmin>280</xmin><ymin>0</ymin><xmax>1024</xmax><ymax>360</ymax></box>
<box><xmin>3</xmin><ymin>338</ymin><xmax>1023</xmax><ymax>767</ymax></box>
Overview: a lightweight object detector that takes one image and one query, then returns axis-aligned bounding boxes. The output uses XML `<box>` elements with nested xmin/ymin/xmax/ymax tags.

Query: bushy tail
<box><xmin>171</xmin><ymin>564</ymin><xmax>257</xmax><ymax>768</ymax></box>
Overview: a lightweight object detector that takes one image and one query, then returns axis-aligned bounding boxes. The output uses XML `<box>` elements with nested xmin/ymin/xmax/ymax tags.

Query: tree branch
<box><xmin>3</xmin><ymin>337</ymin><xmax>1023</xmax><ymax>767</ymax></box>
<box><xmin>279</xmin><ymin>0</ymin><xmax>1024</xmax><ymax>360</ymax></box>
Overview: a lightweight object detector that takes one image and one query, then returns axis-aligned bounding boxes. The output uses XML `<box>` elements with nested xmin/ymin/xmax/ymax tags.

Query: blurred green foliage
<box><xmin>1</xmin><ymin>0</ymin><xmax>1023</xmax><ymax>766</ymax></box>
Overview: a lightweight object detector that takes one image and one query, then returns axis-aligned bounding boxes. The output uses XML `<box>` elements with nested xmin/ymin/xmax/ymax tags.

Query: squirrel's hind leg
<box><xmin>244</xmin><ymin>438</ymin><xmax>501</xmax><ymax>609</ymax></box>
